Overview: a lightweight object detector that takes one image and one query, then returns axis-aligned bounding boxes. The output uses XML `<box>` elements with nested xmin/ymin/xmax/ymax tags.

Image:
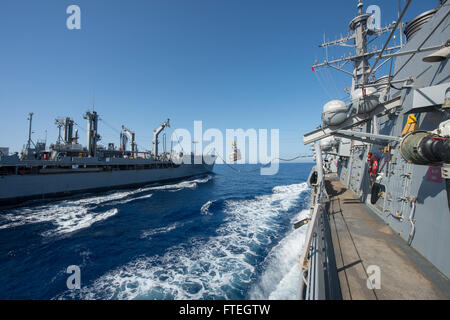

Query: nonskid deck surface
<box><xmin>324</xmin><ymin>174</ymin><xmax>450</xmax><ymax>300</ymax></box>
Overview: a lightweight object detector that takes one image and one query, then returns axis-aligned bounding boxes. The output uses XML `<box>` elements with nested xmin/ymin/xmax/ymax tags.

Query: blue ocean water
<box><xmin>0</xmin><ymin>163</ymin><xmax>313</xmax><ymax>299</ymax></box>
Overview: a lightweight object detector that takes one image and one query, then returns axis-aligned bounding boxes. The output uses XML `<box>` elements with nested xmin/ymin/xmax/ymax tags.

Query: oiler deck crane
<box><xmin>153</xmin><ymin>119</ymin><xmax>170</xmax><ymax>158</ymax></box>
<box><xmin>120</xmin><ymin>125</ymin><xmax>137</xmax><ymax>157</ymax></box>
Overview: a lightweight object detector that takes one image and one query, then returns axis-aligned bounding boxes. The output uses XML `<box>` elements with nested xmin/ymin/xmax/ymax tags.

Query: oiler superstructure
<box><xmin>0</xmin><ymin>111</ymin><xmax>215</xmax><ymax>206</ymax></box>
<box><xmin>300</xmin><ymin>0</ymin><xmax>450</xmax><ymax>299</ymax></box>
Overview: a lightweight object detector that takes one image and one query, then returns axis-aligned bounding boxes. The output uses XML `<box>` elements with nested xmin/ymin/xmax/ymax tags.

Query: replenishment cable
<box><xmin>213</xmin><ymin>150</ymin><xmax>313</xmax><ymax>173</ymax></box>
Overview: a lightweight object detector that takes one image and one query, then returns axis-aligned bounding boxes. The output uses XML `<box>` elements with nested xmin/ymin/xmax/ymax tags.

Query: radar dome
<box><xmin>350</xmin><ymin>87</ymin><xmax>376</xmax><ymax>100</ymax></box>
<box><xmin>350</xmin><ymin>87</ymin><xmax>380</xmax><ymax>114</ymax></box>
<box><xmin>322</xmin><ymin>100</ymin><xmax>348</xmax><ymax>126</ymax></box>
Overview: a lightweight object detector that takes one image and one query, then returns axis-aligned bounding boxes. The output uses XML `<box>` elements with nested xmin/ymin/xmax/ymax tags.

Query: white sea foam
<box><xmin>200</xmin><ymin>200</ymin><xmax>214</xmax><ymax>215</ymax></box>
<box><xmin>0</xmin><ymin>175</ymin><xmax>212</xmax><ymax>235</ymax></box>
<box><xmin>118</xmin><ymin>194</ymin><xmax>153</xmax><ymax>205</ymax></box>
<box><xmin>0</xmin><ymin>190</ymin><xmax>130</xmax><ymax>235</ymax></box>
<box><xmin>56</xmin><ymin>182</ymin><xmax>310</xmax><ymax>300</ymax></box>
<box><xmin>141</xmin><ymin>222</ymin><xmax>184</xmax><ymax>239</ymax></box>
<box><xmin>249</xmin><ymin>209</ymin><xmax>309</xmax><ymax>300</ymax></box>
<box><xmin>41</xmin><ymin>208</ymin><xmax>119</xmax><ymax>236</ymax></box>
<box><xmin>0</xmin><ymin>205</ymin><xmax>119</xmax><ymax>236</ymax></box>
<box><xmin>142</xmin><ymin>175</ymin><xmax>212</xmax><ymax>193</ymax></box>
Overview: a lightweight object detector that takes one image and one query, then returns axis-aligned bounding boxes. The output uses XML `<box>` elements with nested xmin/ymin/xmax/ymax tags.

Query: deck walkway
<box><xmin>324</xmin><ymin>175</ymin><xmax>450</xmax><ymax>300</ymax></box>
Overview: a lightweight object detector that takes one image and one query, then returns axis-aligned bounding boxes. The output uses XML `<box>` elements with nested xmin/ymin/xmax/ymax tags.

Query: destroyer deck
<box><xmin>324</xmin><ymin>174</ymin><xmax>450</xmax><ymax>300</ymax></box>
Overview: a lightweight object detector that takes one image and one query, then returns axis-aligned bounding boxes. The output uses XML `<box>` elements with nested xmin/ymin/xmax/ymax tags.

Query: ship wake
<box><xmin>55</xmin><ymin>181</ymin><xmax>310</xmax><ymax>299</ymax></box>
<box><xmin>0</xmin><ymin>175</ymin><xmax>213</xmax><ymax>236</ymax></box>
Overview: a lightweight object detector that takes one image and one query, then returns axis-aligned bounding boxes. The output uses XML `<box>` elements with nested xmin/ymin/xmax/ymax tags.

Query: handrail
<box><xmin>298</xmin><ymin>201</ymin><xmax>321</xmax><ymax>301</ymax></box>
<box><xmin>298</xmin><ymin>203</ymin><xmax>320</xmax><ymax>271</ymax></box>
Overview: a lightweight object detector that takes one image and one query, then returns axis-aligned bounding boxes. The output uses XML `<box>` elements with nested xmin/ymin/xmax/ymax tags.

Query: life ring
<box><xmin>368</xmin><ymin>154</ymin><xmax>378</xmax><ymax>178</ymax></box>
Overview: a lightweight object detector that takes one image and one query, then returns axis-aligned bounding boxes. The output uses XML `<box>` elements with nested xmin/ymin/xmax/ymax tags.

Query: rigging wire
<box><xmin>387</xmin><ymin>53</ymin><xmax>403</xmax><ymax>91</ymax></box>
<box><xmin>313</xmin><ymin>69</ymin><xmax>334</xmax><ymax>100</ymax></box>
<box><xmin>98</xmin><ymin>118</ymin><xmax>154</xmax><ymax>153</ymax></box>
<box><xmin>173</xmin><ymin>130</ymin><xmax>185</xmax><ymax>153</ymax></box>
<box><xmin>75</xmin><ymin>118</ymin><xmax>312</xmax><ymax>170</ymax></box>
<box><xmin>73</xmin><ymin>122</ymin><xmax>86</xmax><ymax>132</ymax></box>
<box><xmin>213</xmin><ymin>150</ymin><xmax>313</xmax><ymax>173</ymax></box>
<box><xmin>99</xmin><ymin>118</ymin><xmax>121</xmax><ymax>135</ymax></box>
<box><xmin>324</xmin><ymin>67</ymin><xmax>341</xmax><ymax>98</ymax></box>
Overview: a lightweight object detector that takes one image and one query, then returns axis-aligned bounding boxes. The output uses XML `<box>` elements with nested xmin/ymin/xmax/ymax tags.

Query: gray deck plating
<box><xmin>325</xmin><ymin>174</ymin><xmax>450</xmax><ymax>299</ymax></box>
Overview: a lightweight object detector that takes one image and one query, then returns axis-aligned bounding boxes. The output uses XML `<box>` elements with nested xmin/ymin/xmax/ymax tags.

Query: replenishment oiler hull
<box><xmin>0</xmin><ymin>156</ymin><xmax>215</xmax><ymax>206</ymax></box>
<box><xmin>0</xmin><ymin>112</ymin><xmax>216</xmax><ymax>206</ymax></box>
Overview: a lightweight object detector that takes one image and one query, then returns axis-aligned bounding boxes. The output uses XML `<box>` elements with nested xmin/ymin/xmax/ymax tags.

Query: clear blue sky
<box><xmin>0</xmin><ymin>0</ymin><xmax>435</xmax><ymax>158</ymax></box>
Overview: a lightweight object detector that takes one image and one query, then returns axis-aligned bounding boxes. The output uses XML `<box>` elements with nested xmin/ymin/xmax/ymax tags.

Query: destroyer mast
<box><xmin>300</xmin><ymin>0</ymin><xmax>450</xmax><ymax>299</ymax></box>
